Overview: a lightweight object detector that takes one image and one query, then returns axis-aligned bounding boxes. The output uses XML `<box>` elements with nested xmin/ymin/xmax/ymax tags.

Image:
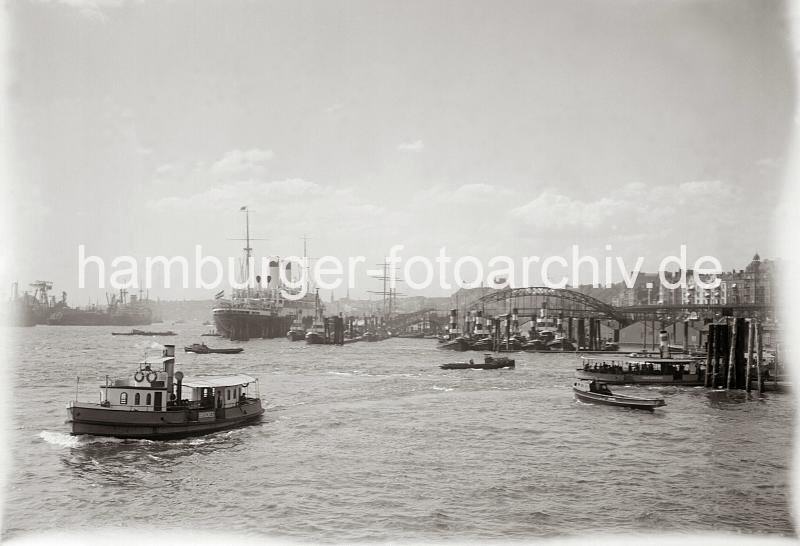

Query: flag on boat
<box><xmin>240</xmin><ymin>205</ymin><xmax>247</xmax><ymax>211</ymax></box>
<box><xmin>214</xmin><ymin>290</ymin><xmax>225</xmax><ymax>299</ymax></box>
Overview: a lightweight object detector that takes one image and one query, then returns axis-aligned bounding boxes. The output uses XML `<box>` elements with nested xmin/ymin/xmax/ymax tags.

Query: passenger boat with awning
<box><xmin>575</xmin><ymin>356</ymin><xmax>704</xmax><ymax>386</ymax></box>
<box><xmin>66</xmin><ymin>345</ymin><xmax>263</xmax><ymax>439</ymax></box>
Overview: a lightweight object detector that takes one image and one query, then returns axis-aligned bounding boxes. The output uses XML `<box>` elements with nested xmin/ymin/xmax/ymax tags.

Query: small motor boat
<box><xmin>573</xmin><ymin>379</ymin><xmax>665</xmax><ymax>411</ymax></box>
<box><xmin>184</xmin><ymin>343</ymin><xmax>244</xmax><ymax>355</ymax></box>
<box><xmin>440</xmin><ymin>355</ymin><xmax>515</xmax><ymax>370</ymax></box>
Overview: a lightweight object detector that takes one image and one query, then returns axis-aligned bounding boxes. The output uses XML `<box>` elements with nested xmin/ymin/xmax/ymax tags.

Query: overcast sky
<box><xmin>3</xmin><ymin>0</ymin><xmax>796</xmax><ymax>303</ymax></box>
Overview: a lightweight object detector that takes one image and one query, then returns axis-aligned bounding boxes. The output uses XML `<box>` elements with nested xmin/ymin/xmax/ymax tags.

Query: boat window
<box><xmin>134</xmin><ymin>393</ymin><xmax>140</xmax><ymax>405</ymax></box>
<box><xmin>146</xmin><ymin>393</ymin><xmax>151</xmax><ymax>405</ymax></box>
<box><xmin>120</xmin><ymin>392</ymin><xmax>128</xmax><ymax>405</ymax></box>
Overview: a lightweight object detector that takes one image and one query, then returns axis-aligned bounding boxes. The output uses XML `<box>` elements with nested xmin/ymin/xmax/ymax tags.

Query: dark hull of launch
<box><xmin>67</xmin><ymin>399</ymin><xmax>264</xmax><ymax>439</ymax></box>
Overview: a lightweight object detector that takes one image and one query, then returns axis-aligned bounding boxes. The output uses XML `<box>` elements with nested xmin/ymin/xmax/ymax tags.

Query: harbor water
<box><xmin>1</xmin><ymin>325</ymin><xmax>795</xmax><ymax>541</ymax></box>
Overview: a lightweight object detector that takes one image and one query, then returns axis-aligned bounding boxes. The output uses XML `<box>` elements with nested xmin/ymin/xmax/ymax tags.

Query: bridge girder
<box><xmin>467</xmin><ymin>287</ymin><xmax>630</xmax><ymax>326</ymax></box>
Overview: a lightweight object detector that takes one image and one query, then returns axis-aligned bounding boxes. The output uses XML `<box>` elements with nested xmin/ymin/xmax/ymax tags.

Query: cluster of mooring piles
<box><xmin>573</xmin><ymin>318</ymin><xmax>613</xmax><ymax>351</ymax></box>
<box><xmin>704</xmin><ymin>318</ymin><xmax>776</xmax><ymax>393</ymax></box>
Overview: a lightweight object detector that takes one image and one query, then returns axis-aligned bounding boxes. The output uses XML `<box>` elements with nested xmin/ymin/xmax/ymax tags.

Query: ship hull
<box><xmin>213</xmin><ymin>308</ymin><xmax>294</xmax><ymax>341</ymax></box>
<box><xmin>48</xmin><ymin>309</ymin><xmax>152</xmax><ymax>326</ymax></box>
<box><xmin>67</xmin><ymin>399</ymin><xmax>264</xmax><ymax>439</ymax></box>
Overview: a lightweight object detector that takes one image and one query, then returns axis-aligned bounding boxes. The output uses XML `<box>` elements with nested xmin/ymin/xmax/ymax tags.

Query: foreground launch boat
<box><xmin>66</xmin><ymin>345</ymin><xmax>263</xmax><ymax>439</ymax></box>
<box><xmin>573</xmin><ymin>379</ymin><xmax>666</xmax><ymax>411</ymax></box>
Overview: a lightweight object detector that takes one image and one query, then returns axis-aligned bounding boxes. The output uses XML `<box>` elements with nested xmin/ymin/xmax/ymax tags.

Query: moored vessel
<box><xmin>286</xmin><ymin>320</ymin><xmax>306</xmax><ymax>341</ymax></box>
<box><xmin>66</xmin><ymin>345</ymin><xmax>263</xmax><ymax>439</ymax></box>
<box><xmin>212</xmin><ymin>209</ymin><xmax>319</xmax><ymax>340</ymax></box>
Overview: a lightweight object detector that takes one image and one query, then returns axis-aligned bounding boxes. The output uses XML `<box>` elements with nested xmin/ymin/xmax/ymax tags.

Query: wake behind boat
<box><xmin>184</xmin><ymin>343</ymin><xmax>244</xmax><ymax>354</ymax></box>
<box><xmin>66</xmin><ymin>345</ymin><xmax>263</xmax><ymax>439</ymax></box>
<box><xmin>573</xmin><ymin>379</ymin><xmax>665</xmax><ymax>411</ymax></box>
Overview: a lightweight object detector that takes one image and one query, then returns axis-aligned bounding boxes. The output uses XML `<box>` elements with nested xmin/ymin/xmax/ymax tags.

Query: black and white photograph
<box><xmin>0</xmin><ymin>0</ymin><xmax>797</xmax><ymax>544</ymax></box>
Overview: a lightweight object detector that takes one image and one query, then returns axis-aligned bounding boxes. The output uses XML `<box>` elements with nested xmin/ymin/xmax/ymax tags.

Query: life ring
<box><xmin>134</xmin><ymin>371</ymin><xmax>145</xmax><ymax>382</ymax></box>
<box><xmin>146</xmin><ymin>371</ymin><xmax>158</xmax><ymax>383</ymax></box>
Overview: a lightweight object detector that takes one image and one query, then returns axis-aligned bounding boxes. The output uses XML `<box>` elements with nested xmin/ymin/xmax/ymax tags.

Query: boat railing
<box><xmin>579</xmin><ymin>362</ymin><xmax>695</xmax><ymax>375</ymax></box>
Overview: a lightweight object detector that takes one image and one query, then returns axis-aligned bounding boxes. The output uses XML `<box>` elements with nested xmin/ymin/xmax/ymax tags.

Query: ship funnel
<box><xmin>175</xmin><ymin>370</ymin><xmax>184</xmax><ymax>401</ymax></box>
<box><xmin>269</xmin><ymin>260</ymin><xmax>279</xmax><ymax>287</ymax></box>
<box><xmin>163</xmin><ymin>345</ymin><xmax>175</xmax><ymax>358</ymax></box>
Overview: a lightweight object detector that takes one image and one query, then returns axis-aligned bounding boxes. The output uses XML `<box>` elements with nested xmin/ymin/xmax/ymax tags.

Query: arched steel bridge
<box><xmin>387</xmin><ymin>308</ymin><xmax>444</xmax><ymax>331</ymax></box>
<box><xmin>467</xmin><ymin>287</ymin><xmax>628</xmax><ymax>325</ymax></box>
<box><xmin>464</xmin><ymin>287</ymin><xmax>774</xmax><ymax>328</ymax></box>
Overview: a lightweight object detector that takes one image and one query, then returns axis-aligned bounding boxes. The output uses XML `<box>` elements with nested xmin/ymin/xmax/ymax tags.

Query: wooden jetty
<box><xmin>705</xmin><ymin>317</ymin><xmax>783</xmax><ymax>394</ymax></box>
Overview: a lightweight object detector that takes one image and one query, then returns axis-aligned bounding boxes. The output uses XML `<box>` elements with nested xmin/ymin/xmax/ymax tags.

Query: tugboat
<box><xmin>573</xmin><ymin>379</ymin><xmax>665</xmax><ymax>411</ymax></box>
<box><xmin>440</xmin><ymin>355</ymin><xmax>515</xmax><ymax>370</ymax></box>
<box><xmin>521</xmin><ymin>338</ymin><xmax>549</xmax><ymax>351</ymax></box>
<box><xmin>66</xmin><ymin>345</ymin><xmax>264</xmax><ymax>439</ymax></box>
<box><xmin>436</xmin><ymin>336</ymin><xmax>471</xmax><ymax>351</ymax></box>
<box><xmin>305</xmin><ymin>321</ymin><xmax>326</xmax><ymax>344</ymax></box>
<box><xmin>184</xmin><ymin>343</ymin><xmax>244</xmax><ymax>354</ymax></box>
<box><xmin>547</xmin><ymin>338</ymin><xmax>576</xmax><ymax>351</ymax></box>
<box><xmin>286</xmin><ymin>319</ymin><xmax>306</xmax><ymax>341</ymax></box>
<box><xmin>469</xmin><ymin>336</ymin><xmax>494</xmax><ymax>351</ymax></box>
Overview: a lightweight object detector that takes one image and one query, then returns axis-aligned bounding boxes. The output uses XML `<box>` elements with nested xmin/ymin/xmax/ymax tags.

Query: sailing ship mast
<box><xmin>241</xmin><ymin>206</ymin><xmax>252</xmax><ymax>292</ymax></box>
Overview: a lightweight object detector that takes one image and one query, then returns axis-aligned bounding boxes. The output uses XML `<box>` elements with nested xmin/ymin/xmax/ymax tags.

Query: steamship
<box><xmin>66</xmin><ymin>344</ymin><xmax>264</xmax><ymax>439</ymax></box>
<box><xmin>212</xmin><ymin>208</ymin><xmax>319</xmax><ymax>340</ymax></box>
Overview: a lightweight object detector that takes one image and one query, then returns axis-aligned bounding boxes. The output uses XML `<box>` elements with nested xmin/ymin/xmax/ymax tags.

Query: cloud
<box><xmin>454</xmin><ymin>183</ymin><xmax>499</xmax><ymax>197</ymax></box>
<box><xmin>147</xmin><ymin>178</ymin><xmax>387</xmax><ymax>239</ymax></box>
<box><xmin>211</xmin><ymin>149</ymin><xmax>275</xmax><ymax>179</ymax></box>
<box><xmin>397</xmin><ymin>140</ymin><xmax>424</xmax><ymax>152</ymax></box>
<box><xmin>34</xmin><ymin>0</ymin><xmax>125</xmax><ymax>22</ymax></box>
<box><xmin>511</xmin><ymin>192</ymin><xmax>624</xmax><ymax>231</ymax></box>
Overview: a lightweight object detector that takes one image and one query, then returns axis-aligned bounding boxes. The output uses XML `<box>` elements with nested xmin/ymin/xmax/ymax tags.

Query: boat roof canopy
<box><xmin>182</xmin><ymin>374</ymin><xmax>257</xmax><ymax>388</ymax></box>
<box><xmin>137</xmin><ymin>357</ymin><xmax>174</xmax><ymax>366</ymax></box>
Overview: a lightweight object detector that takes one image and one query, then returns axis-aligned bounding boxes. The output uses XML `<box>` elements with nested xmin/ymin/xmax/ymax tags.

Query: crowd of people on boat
<box><xmin>581</xmin><ymin>360</ymin><xmax>686</xmax><ymax>375</ymax></box>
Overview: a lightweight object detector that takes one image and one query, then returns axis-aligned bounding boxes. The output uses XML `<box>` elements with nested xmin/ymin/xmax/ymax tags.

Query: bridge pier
<box><xmin>684</xmin><ymin>320</ymin><xmax>690</xmax><ymax>353</ymax></box>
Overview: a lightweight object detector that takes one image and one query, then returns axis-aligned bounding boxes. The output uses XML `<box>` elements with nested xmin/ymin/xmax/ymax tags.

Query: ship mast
<box><xmin>301</xmin><ymin>234</ymin><xmax>311</xmax><ymax>293</ymax></box>
<box><xmin>242</xmin><ymin>206</ymin><xmax>252</xmax><ymax>282</ymax></box>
